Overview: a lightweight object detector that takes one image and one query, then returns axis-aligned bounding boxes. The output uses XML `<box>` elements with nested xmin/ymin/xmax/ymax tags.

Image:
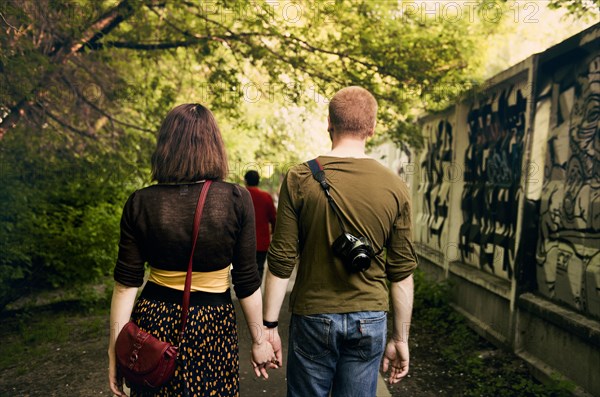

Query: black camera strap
<box><xmin>307</xmin><ymin>158</ymin><xmax>384</xmax><ymax>259</ymax></box>
<box><xmin>307</xmin><ymin>158</ymin><xmax>349</xmax><ymax>234</ymax></box>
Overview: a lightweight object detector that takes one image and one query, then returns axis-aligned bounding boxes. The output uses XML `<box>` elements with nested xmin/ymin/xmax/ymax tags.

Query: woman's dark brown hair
<box><xmin>151</xmin><ymin>103</ymin><xmax>228</xmax><ymax>183</ymax></box>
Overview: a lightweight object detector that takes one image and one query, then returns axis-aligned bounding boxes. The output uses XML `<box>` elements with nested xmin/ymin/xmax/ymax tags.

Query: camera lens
<box><xmin>352</xmin><ymin>252</ymin><xmax>371</xmax><ymax>271</ymax></box>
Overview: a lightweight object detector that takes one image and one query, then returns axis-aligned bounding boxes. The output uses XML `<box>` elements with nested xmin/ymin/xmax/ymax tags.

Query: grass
<box><xmin>0</xmin><ymin>273</ymin><xmax>579</xmax><ymax>396</ymax></box>
<box><xmin>0</xmin><ymin>293</ymin><xmax>109</xmax><ymax>374</ymax></box>
<box><xmin>409</xmin><ymin>269</ymin><xmax>576</xmax><ymax>397</ymax></box>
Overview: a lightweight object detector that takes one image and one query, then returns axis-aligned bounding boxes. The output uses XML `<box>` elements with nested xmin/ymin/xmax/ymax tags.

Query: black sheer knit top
<box><xmin>113</xmin><ymin>180</ymin><xmax>261</xmax><ymax>299</ymax></box>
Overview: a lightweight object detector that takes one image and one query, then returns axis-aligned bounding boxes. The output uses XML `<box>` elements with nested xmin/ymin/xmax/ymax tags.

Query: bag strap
<box><xmin>306</xmin><ymin>159</ymin><xmax>348</xmax><ymax>234</ymax></box>
<box><xmin>307</xmin><ymin>159</ymin><xmax>383</xmax><ymax>257</ymax></box>
<box><xmin>179</xmin><ymin>180</ymin><xmax>212</xmax><ymax>342</ymax></box>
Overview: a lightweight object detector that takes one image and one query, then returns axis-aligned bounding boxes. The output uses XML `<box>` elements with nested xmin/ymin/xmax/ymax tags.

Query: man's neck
<box><xmin>325</xmin><ymin>136</ymin><xmax>370</xmax><ymax>158</ymax></box>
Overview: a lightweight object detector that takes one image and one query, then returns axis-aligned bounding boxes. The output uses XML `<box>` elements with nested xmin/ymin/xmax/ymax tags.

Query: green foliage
<box><xmin>0</xmin><ymin>0</ymin><xmax>592</xmax><ymax>310</ymax></box>
<box><xmin>413</xmin><ymin>268</ymin><xmax>451</xmax><ymax>309</ymax></box>
<box><xmin>548</xmin><ymin>0</ymin><xmax>600</xmax><ymax>18</ymax></box>
<box><xmin>412</xmin><ymin>268</ymin><xmax>576</xmax><ymax>397</ymax></box>
<box><xmin>1</xmin><ymin>0</ymin><xmax>507</xmax><ymax>142</ymax></box>
<box><xmin>0</xmin><ymin>307</ymin><xmax>108</xmax><ymax>372</ymax></box>
<box><xmin>0</xmin><ymin>121</ymin><xmax>151</xmax><ymax>310</ymax></box>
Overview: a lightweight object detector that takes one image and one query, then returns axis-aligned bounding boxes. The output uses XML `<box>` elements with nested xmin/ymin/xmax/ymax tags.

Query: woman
<box><xmin>108</xmin><ymin>103</ymin><xmax>275</xmax><ymax>396</ymax></box>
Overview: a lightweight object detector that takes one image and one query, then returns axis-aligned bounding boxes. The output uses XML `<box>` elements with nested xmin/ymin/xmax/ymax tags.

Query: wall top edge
<box><xmin>518</xmin><ymin>293</ymin><xmax>600</xmax><ymax>348</ymax></box>
<box><xmin>484</xmin><ymin>58</ymin><xmax>532</xmax><ymax>88</ymax></box>
<box><xmin>416</xmin><ymin>65</ymin><xmax>531</xmax><ymax>124</ymax></box>
<box><xmin>448</xmin><ymin>260</ymin><xmax>512</xmax><ymax>298</ymax></box>
<box><xmin>417</xmin><ymin>107</ymin><xmax>457</xmax><ymax>123</ymax></box>
<box><xmin>414</xmin><ymin>242</ymin><xmax>445</xmax><ymax>264</ymax></box>
<box><xmin>537</xmin><ymin>22</ymin><xmax>600</xmax><ymax>65</ymax></box>
<box><xmin>415</xmin><ymin>23</ymin><xmax>600</xmax><ymax>122</ymax></box>
<box><xmin>580</xmin><ymin>26</ymin><xmax>600</xmax><ymax>46</ymax></box>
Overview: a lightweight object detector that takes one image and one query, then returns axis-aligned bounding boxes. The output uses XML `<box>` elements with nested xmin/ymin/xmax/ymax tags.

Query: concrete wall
<box><xmin>371</xmin><ymin>23</ymin><xmax>600</xmax><ymax>397</ymax></box>
<box><xmin>535</xmin><ymin>44</ymin><xmax>600</xmax><ymax>318</ymax></box>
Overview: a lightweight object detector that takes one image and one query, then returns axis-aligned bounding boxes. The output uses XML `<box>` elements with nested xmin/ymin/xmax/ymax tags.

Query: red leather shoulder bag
<box><xmin>115</xmin><ymin>180</ymin><xmax>212</xmax><ymax>390</ymax></box>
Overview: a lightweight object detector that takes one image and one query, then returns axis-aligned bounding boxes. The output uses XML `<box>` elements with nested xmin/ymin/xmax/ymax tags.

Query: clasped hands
<box><xmin>251</xmin><ymin>327</ymin><xmax>411</xmax><ymax>383</ymax></box>
<box><xmin>250</xmin><ymin>326</ymin><xmax>283</xmax><ymax>379</ymax></box>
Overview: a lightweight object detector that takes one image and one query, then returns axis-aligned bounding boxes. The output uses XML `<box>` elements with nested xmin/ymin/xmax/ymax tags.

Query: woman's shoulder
<box><xmin>210</xmin><ymin>180</ymin><xmax>240</xmax><ymax>192</ymax></box>
<box><xmin>126</xmin><ymin>181</ymin><xmax>250</xmax><ymax>202</ymax></box>
<box><xmin>125</xmin><ymin>183</ymin><xmax>168</xmax><ymax>200</ymax></box>
<box><xmin>208</xmin><ymin>182</ymin><xmax>253</xmax><ymax>218</ymax></box>
<box><xmin>213</xmin><ymin>180</ymin><xmax>251</xmax><ymax>201</ymax></box>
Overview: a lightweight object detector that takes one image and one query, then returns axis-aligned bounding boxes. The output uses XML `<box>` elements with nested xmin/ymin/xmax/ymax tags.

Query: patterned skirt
<box><xmin>128</xmin><ymin>292</ymin><xmax>239</xmax><ymax>397</ymax></box>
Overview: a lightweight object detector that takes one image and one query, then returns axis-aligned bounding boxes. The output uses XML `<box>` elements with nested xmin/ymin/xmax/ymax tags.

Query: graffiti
<box><xmin>409</xmin><ymin>29</ymin><xmax>600</xmax><ymax>319</ymax></box>
<box><xmin>415</xmin><ymin>118</ymin><xmax>453</xmax><ymax>249</ymax></box>
<box><xmin>537</xmin><ymin>54</ymin><xmax>600</xmax><ymax>317</ymax></box>
<box><xmin>459</xmin><ymin>86</ymin><xmax>528</xmax><ymax>279</ymax></box>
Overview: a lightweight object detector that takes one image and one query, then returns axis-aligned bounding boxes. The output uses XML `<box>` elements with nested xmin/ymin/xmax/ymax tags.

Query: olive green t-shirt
<box><xmin>267</xmin><ymin>156</ymin><xmax>418</xmax><ymax>315</ymax></box>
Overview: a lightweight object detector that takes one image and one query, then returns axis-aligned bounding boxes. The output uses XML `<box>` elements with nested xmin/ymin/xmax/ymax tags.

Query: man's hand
<box><xmin>265</xmin><ymin>326</ymin><xmax>283</xmax><ymax>367</ymax></box>
<box><xmin>381</xmin><ymin>339</ymin><xmax>410</xmax><ymax>384</ymax></box>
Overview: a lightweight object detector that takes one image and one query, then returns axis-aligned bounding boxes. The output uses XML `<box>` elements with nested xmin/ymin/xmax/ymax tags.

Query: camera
<box><xmin>332</xmin><ymin>233</ymin><xmax>375</xmax><ymax>273</ymax></box>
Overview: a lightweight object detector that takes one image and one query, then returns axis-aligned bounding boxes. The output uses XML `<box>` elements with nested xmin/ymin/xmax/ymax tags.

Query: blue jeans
<box><xmin>287</xmin><ymin>311</ymin><xmax>387</xmax><ymax>397</ymax></box>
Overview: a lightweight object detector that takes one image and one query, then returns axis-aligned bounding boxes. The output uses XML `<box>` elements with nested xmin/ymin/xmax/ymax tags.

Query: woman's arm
<box><xmin>232</xmin><ymin>186</ymin><xmax>277</xmax><ymax>377</ymax></box>
<box><xmin>238</xmin><ymin>288</ymin><xmax>278</xmax><ymax>379</ymax></box>
<box><xmin>107</xmin><ymin>282</ymin><xmax>139</xmax><ymax>396</ymax></box>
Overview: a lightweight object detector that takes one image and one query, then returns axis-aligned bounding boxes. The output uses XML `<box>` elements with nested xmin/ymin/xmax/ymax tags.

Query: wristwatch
<box><xmin>263</xmin><ymin>319</ymin><xmax>279</xmax><ymax>329</ymax></box>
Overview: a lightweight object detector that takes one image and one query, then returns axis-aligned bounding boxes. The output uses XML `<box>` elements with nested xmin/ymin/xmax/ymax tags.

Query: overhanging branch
<box><xmin>60</xmin><ymin>74</ymin><xmax>155</xmax><ymax>134</ymax></box>
<box><xmin>0</xmin><ymin>0</ymin><xmax>146</xmax><ymax>139</ymax></box>
<box><xmin>43</xmin><ymin>108</ymin><xmax>97</xmax><ymax>139</ymax></box>
<box><xmin>90</xmin><ymin>37</ymin><xmax>221</xmax><ymax>50</ymax></box>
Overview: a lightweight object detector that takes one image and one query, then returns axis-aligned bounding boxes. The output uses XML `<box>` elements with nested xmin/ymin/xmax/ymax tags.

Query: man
<box><xmin>263</xmin><ymin>86</ymin><xmax>418</xmax><ymax>397</ymax></box>
<box><xmin>244</xmin><ymin>170</ymin><xmax>277</xmax><ymax>281</ymax></box>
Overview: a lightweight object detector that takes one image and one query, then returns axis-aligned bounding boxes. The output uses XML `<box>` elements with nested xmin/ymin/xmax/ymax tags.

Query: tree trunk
<box><xmin>0</xmin><ymin>0</ymin><xmax>140</xmax><ymax>140</ymax></box>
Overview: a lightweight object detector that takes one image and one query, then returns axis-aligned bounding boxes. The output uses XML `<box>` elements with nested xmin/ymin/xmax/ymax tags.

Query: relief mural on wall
<box><xmin>459</xmin><ymin>86</ymin><xmax>527</xmax><ymax>280</ymax></box>
<box><xmin>536</xmin><ymin>54</ymin><xmax>600</xmax><ymax>317</ymax></box>
<box><xmin>415</xmin><ymin>117</ymin><xmax>453</xmax><ymax>250</ymax></box>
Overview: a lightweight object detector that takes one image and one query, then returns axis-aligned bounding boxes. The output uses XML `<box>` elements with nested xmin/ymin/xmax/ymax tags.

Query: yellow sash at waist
<box><xmin>148</xmin><ymin>266</ymin><xmax>231</xmax><ymax>293</ymax></box>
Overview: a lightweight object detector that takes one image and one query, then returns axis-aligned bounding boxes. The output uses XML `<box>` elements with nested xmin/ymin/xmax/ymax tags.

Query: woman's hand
<box><xmin>251</xmin><ymin>340</ymin><xmax>277</xmax><ymax>379</ymax></box>
<box><xmin>108</xmin><ymin>283</ymin><xmax>138</xmax><ymax>396</ymax></box>
<box><xmin>108</xmin><ymin>352</ymin><xmax>126</xmax><ymax>396</ymax></box>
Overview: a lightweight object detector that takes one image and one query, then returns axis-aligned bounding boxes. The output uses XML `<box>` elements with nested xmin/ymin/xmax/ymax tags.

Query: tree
<box><xmin>548</xmin><ymin>0</ymin><xmax>600</xmax><ymax>17</ymax></box>
<box><xmin>0</xmin><ymin>0</ymin><xmax>560</xmax><ymax>308</ymax></box>
<box><xmin>0</xmin><ymin>0</ymin><xmax>502</xmax><ymax>143</ymax></box>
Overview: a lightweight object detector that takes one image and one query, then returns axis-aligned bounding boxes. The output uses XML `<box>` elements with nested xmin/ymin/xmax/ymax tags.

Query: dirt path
<box><xmin>0</xmin><ymin>295</ymin><xmax>556</xmax><ymax>397</ymax></box>
<box><xmin>0</xmin><ymin>308</ymin><xmax>455</xmax><ymax>397</ymax></box>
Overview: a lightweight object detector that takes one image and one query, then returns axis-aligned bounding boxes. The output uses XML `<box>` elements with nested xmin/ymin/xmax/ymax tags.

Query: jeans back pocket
<box><xmin>291</xmin><ymin>314</ymin><xmax>332</xmax><ymax>360</ymax></box>
<box><xmin>357</xmin><ymin>313</ymin><xmax>387</xmax><ymax>361</ymax></box>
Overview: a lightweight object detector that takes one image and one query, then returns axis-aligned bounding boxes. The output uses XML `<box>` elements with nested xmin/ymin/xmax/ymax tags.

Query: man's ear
<box><xmin>327</xmin><ymin>116</ymin><xmax>333</xmax><ymax>133</ymax></box>
<box><xmin>367</xmin><ymin>121</ymin><xmax>376</xmax><ymax>138</ymax></box>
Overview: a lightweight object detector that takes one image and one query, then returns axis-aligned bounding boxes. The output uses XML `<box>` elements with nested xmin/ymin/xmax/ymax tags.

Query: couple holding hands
<box><xmin>108</xmin><ymin>86</ymin><xmax>417</xmax><ymax>397</ymax></box>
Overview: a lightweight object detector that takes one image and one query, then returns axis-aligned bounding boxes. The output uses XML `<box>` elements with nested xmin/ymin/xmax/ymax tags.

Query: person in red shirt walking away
<box><xmin>244</xmin><ymin>170</ymin><xmax>277</xmax><ymax>281</ymax></box>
